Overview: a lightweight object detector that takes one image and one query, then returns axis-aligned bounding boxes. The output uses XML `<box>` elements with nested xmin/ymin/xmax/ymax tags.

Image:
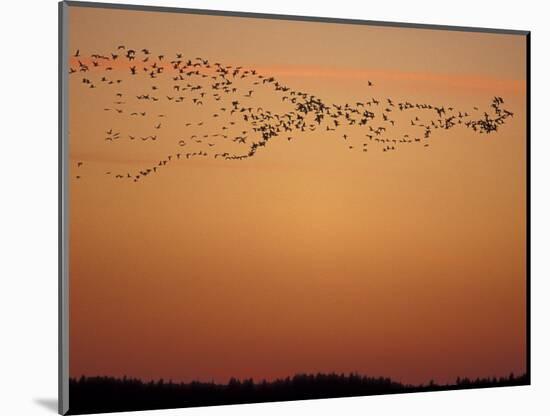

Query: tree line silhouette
<box><xmin>68</xmin><ymin>372</ymin><xmax>527</xmax><ymax>414</ymax></box>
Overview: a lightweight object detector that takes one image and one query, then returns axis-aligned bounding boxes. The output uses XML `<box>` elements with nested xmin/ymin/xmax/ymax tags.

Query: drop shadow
<box><xmin>34</xmin><ymin>398</ymin><xmax>58</xmax><ymax>413</ymax></box>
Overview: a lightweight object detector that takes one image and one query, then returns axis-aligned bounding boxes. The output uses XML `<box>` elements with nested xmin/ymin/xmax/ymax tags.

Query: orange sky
<box><xmin>67</xmin><ymin>5</ymin><xmax>527</xmax><ymax>385</ymax></box>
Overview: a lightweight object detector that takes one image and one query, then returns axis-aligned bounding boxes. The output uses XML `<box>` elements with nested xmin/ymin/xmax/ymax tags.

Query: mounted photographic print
<box><xmin>58</xmin><ymin>1</ymin><xmax>530</xmax><ymax>414</ymax></box>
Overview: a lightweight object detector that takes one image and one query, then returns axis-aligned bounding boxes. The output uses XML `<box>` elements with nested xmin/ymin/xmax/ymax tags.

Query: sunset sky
<box><xmin>67</xmin><ymin>4</ymin><xmax>527</xmax><ymax>386</ymax></box>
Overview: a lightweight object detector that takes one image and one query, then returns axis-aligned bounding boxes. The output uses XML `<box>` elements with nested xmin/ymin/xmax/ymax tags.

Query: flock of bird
<box><xmin>69</xmin><ymin>46</ymin><xmax>514</xmax><ymax>182</ymax></box>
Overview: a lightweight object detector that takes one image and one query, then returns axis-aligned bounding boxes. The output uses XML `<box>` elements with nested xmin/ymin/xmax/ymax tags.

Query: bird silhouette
<box><xmin>68</xmin><ymin>46</ymin><xmax>515</xmax><ymax>183</ymax></box>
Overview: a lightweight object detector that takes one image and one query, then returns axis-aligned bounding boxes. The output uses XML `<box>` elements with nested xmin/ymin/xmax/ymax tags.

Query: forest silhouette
<box><xmin>68</xmin><ymin>372</ymin><xmax>528</xmax><ymax>414</ymax></box>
